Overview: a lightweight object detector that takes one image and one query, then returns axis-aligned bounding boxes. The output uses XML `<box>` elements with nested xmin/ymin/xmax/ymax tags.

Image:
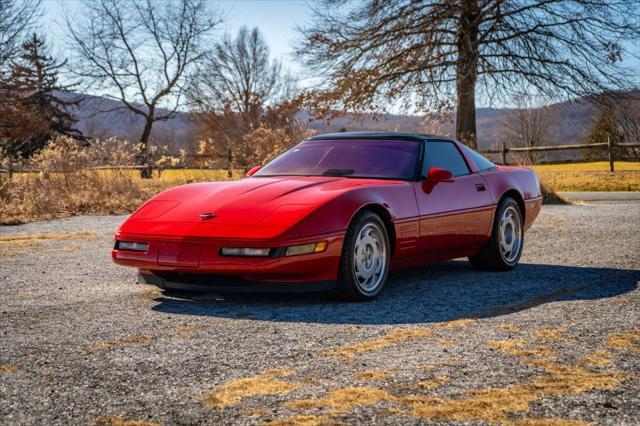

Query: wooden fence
<box><xmin>478</xmin><ymin>138</ymin><xmax>640</xmax><ymax>173</ymax></box>
<box><xmin>2</xmin><ymin>139</ymin><xmax>639</xmax><ymax>176</ymax></box>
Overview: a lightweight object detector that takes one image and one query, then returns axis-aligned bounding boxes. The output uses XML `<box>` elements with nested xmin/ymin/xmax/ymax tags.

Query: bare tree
<box><xmin>65</xmin><ymin>0</ymin><xmax>220</xmax><ymax>177</ymax></box>
<box><xmin>297</xmin><ymin>0</ymin><xmax>640</xmax><ymax>149</ymax></box>
<box><xmin>589</xmin><ymin>92</ymin><xmax>640</xmax><ymax>160</ymax></box>
<box><xmin>189</xmin><ymin>27</ymin><xmax>299</xmax><ymax>173</ymax></box>
<box><xmin>615</xmin><ymin>94</ymin><xmax>640</xmax><ymax>160</ymax></box>
<box><xmin>0</xmin><ymin>0</ymin><xmax>41</xmax><ymax>175</ymax></box>
<box><xmin>502</xmin><ymin>94</ymin><xmax>553</xmax><ymax>164</ymax></box>
<box><xmin>0</xmin><ymin>0</ymin><xmax>40</xmax><ymax>68</ymax></box>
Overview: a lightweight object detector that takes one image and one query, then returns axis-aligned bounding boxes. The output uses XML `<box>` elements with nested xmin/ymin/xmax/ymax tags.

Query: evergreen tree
<box><xmin>2</xmin><ymin>33</ymin><xmax>82</xmax><ymax>159</ymax></box>
<box><xmin>583</xmin><ymin>103</ymin><xmax>623</xmax><ymax>161</ymax></box>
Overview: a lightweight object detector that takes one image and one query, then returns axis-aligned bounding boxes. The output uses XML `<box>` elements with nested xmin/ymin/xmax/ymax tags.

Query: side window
<box><xmin>422</xmin><ymin>142</ymin><xmax>470</xmax><ymax>177</ymax></box>
<box><xmin>459</xmin><ymin>144</ymin><xmax>496</xmax><ymax>171</ymax></box>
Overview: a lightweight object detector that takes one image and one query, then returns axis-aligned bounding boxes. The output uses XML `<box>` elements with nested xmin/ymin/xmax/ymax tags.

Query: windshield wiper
<box><xmin>322</xmin><ymin>169</ymin><xmax>354</xmax><ymax>177</ymax></box>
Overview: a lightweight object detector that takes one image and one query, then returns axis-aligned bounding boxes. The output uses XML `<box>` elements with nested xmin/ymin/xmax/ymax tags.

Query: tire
<box><xmin>337</xmin><ymin>211</ymin><xmax>391</xmax><ymax>301</ymax></box>
<box><xmin>469</xmin><ymin>197</ymin><xmax>524</xmax><ymax>271</ymax></box>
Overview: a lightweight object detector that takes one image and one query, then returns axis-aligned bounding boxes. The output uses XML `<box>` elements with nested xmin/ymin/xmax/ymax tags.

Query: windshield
<box><xmin>255</xmin><ymin>139</ymin><xmax>419</xmax><ymax>179</ymax></box>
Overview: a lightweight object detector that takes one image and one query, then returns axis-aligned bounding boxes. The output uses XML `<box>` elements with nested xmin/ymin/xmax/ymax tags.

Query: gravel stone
<box><xmin>1</xmin><ymin>201</ymin><xmax>639</xmax><ymax>425</ymax></box>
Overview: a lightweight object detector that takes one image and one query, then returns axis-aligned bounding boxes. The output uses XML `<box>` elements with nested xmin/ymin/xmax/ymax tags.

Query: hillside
<box><xmin>66</xmin><ymin>93</ymin><xmax>600</xmax><ymax>153</ymax></box>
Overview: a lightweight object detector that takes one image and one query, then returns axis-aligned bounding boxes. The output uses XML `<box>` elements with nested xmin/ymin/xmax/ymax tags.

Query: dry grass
<box><xmin>1</xmin><ymin>170</ymin><xmax>167</xmax><ymax>225</ymax></box>
<box><xmin>509</xmin><ymin>419</ymin><xmax>593</xmax><ymax>426</ymax></box>
<box><xmin>0</xmin><ymin>169</ymin><xmax>242</xmax><ymax>225</ymax></box>
<box><xmin>323</xmin><ymin>328</ymin><xmax>432</xmax><ymax>361</ymax></box>
<box><xmin>202</xmin><ymin>369</ymin><xmax>299</xmax><ymax>409</ymax></box>
<box><xmin>530</xmin><ymin>161</ymin><xmax>640</xmax><ymax>171</ymax></box>
<box><xmin>0</xmin><ymin>230</ymin><xmax>96</xmax><ymax>244</ymax></box>
<box><xmin>400</xmin><ymin>360</ymin><xmax>623</xmax><ymax>425</ymax></box>
<box><xmin>0</xmin><ymin>364</ymin><xmax>20</xmax><ymax>373</ymax></box>
<box><xmin>82</xmin><ymin>335</ymin><xmax>154</xmax><ymax>353</ymax></box>
<box><xmin>324</xmin><ymin>320</ymin><xmax>473</xmax><ymax>361</ymax></box>
<box><xmin>540</xmin><ymin>182</ymin><xmax>568</xmax><ymax>204</ymax></box>
<box><xmin>422</xmin><ymin>358</ymin><xmax>462</xmax><ymax>372</ymax></box>
<box><xmin>355</xmin><ymin>370</ymin><xmax>392</xmax><ymax>382</ymax></box>
<box><xmin>285</xmin><ymin>387</ymin><xmax>397</xmax><ymax>414</ymax></box>
<box><xmin>413</xmin><ymin>375</ymin><xmax>450</xmax><ymax>390</ymax></box>
<box><xmin>0</xmin><ymin>231</ymin><xmax>95</xmax><ymax>257</ymax></box>
<box><xmin>487</xmin><ymin>340</ymin><xmax>554</xmax><ymax>358</ymax></box>
<box><xmin>280</xmin><ymin>357</ymin><xmax>615</xmax><ymax>425</ymax></box>
<box><xmin>497</xmin><ymin>323</ymin><xmax>522</xmax><ymax>333</ymax></box>
<box><xmin>537</xmin><ymin>170</ymin><xmax>640</xmax><ymax>192</ymax></box>
<box><xmin>171</xmin><ymin>324</ymin><xmax>200</xmax><ymax>339</ymax></box>
<box><xmin>433</xmin><ymin>318</ymin><xmax>476</xmax><ymax>329</ymax></box>
<box><xmin>527</xmin><ymin>161</ymin><xmax>640</xmax><ymax>193</ymax></box>
<box><xmin>138</xmin><ymin>287</ymin><xmax>162</xmax><ymax>298</ymax></box>
<box><xmin>606</xmin><ymin>329</ymin><xmax>640</xmax><ymax>352</ymax></box>
<box><xmin>579</xmin><ymin>351</ymin><xmax>613</xmax><ymax>367</ymax></box>
<box><xmin>534</xmin><ymin>326</ymin><xmax>575</xmax><ymax>343</ymax></box>
<box><xmin>266</xmin><ymin>414</ymin><xmax>341</xmax><ymax>426</ymax></box>
<box><xmin>94</xmin><ymin>416</ymin><xmax>160</xmax><ymax>426</ymax></box>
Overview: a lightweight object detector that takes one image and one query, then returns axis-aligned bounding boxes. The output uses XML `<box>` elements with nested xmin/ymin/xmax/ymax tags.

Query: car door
<box><xmin>413</xmin><ymin>141</ymin><xmax>494</xmax><ymax>254</ymax></box>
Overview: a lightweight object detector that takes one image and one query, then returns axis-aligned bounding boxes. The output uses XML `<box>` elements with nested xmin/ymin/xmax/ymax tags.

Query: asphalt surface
<box><xmin>1</xmin><ymin>201</ymin><xmax>639</xmax><ymax>425</ymax></box>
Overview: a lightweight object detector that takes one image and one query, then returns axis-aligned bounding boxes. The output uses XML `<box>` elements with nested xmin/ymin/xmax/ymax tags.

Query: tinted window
<box><xmin>422</xmin><ymin>142</ymin><xmax>470</xmax><ymax>177</ymax></box>
<box><xmin>459</xmin><ymin>144</ymin><xmax>496</xmax><ymax>171</ymax></box>
<box><xmin>256</xmin><ymin>140</ymin><xmax>419</xmax><ymax>180</ymax></box>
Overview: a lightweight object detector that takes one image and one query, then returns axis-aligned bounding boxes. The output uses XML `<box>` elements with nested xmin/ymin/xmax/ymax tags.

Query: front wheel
<box><xmin>469</xmin><ymin>197</ymin><xmax>524</xmax><ymax>271</ymax></box>
<box><xmin>337</xmin><ymin>211</ymin><xmax>390</xmax><ymax>301</ymax></box>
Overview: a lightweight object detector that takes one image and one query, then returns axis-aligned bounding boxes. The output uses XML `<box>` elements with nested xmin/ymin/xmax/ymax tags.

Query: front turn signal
<box><xmin>285</xmin><ymin>241</ymin><xmax>328</xmax><ymax>257</ymax></box>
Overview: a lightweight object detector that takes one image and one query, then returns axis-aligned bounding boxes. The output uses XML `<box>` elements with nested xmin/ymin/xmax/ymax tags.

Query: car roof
<box><xmin>307</xmin><ymin>131</ymin><xmax>454</xmax><ymax>143</ymax></box>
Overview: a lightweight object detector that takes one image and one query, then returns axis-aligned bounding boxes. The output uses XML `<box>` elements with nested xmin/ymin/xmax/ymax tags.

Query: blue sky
<box><xmin>41</xmin><ymin>0</ymin><xmax>312</xmax><ymax>73</ymax></box>
<box><xmin>39</xmin><ymin>0</ymin><xmax>639</xmax><ymax>110</ymax></box>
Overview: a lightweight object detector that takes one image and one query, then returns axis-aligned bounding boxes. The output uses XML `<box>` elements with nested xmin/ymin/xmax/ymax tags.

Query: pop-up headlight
<box><xmin>220</xmin><ymin>247</ymin><xmax>271</xmax><ymax>257</ymax></box>
<box><xmin>116</xmin><ymin>241</ymin><xmax>149</xmax><ymax>252</ymax></box>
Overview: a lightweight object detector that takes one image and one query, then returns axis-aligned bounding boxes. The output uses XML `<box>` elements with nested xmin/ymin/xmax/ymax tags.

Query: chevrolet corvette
<box><xmin>112</xmin><ymin>132</ymin><xmax>542</xmax><ymax>301</ymax></box>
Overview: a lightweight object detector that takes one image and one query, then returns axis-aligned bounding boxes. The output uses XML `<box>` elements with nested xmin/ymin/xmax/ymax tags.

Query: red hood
<box><xmin>117</xmin><ymin>176</ymin><xmax>402</xmax><ymax>240</ymax></box>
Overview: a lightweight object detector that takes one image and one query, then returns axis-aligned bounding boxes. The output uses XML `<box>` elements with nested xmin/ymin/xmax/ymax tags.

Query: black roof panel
<box><xmin>307</xmin><ymin>131</ymin><xmax>452</xmax><ymax>142</ymax></box>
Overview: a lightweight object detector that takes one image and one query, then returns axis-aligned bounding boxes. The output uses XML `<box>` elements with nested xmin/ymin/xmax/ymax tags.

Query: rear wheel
<box><xmin>337</xmin><ymin>211</ymin><xmax>390</xmax><ymax>301</ymax></box>
<box><xmin>469</xmin><ymin>197</ymin><xmax>523</xmax><ymax>271</ymax></box>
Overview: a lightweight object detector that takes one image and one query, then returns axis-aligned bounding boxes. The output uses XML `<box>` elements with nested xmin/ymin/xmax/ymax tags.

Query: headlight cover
<box><xmin>116</xmin><ymin>241</ymin><xmax>149</xmax><ymax>252</ymax></box>
<box><xmin>220</xmin><ymin>247</ymin><xmax>271</xmax><ymax>257</ymax></box>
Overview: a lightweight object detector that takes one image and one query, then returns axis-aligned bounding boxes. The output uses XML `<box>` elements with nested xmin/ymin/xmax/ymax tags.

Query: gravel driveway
<box><xmin>1</xmin><ymin>201</ymin><xmax>639</xmax><ymax>425</ymax></box>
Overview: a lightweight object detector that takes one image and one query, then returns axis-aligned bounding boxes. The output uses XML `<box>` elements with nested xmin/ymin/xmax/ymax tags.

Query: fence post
<box><xmin>501</xmin><ymin>142</ymin><xmax>507</xmax><ymax>165</ymax></box>
<box><xmin>607</xmin><ymin>134</ymin><xmax>614</xmax><ymax>175</ymax></box>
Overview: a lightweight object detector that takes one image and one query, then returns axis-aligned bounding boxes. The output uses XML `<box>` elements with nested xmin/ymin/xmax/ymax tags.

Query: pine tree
<box><xmin>2</xmin><ymin>33</ymin><xmax>82</xmax><ymax>159</ymax></box>
<box><xmin>583</xmin><ymin>103</ymin><xmax>623</xmax><ymax>161</ymax></box>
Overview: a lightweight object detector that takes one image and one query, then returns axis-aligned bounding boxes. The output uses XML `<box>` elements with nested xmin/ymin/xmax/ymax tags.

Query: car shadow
<box><xmin>150</xmin><ymin>260</ymin><xmax>639</xmax><ymax>325</ymax></box>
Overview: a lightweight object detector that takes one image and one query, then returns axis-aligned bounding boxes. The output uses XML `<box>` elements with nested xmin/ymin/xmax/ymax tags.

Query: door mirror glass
<box><xmin>425</xmin><ymin>167</ymin><xmax>455</xmax><ymax>183</ymax></box>
<box><xmin>246</xmin><ymin>165</ymin><xmax>262</xmax><ymax>177</ymax></box>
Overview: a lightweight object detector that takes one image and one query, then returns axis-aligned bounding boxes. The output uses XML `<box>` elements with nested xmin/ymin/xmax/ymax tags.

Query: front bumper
<box><xmin>112</xmin><ymin>233</ymin><xmax>344</xmax><ymax>283</ymax></box>
<box><xmin>139</xmin><ymin>271</ymin><xmax>336</xmax><ymax>293</ymax></box>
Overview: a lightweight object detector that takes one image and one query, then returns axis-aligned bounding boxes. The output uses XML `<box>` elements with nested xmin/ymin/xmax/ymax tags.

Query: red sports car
<box><xmin>113</xmin><ymin>132</ymin><xmax>542</xmax><ymax>301</ymax></box>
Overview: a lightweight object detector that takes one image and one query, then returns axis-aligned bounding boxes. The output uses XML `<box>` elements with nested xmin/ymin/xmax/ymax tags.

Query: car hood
<box><xmin>117</xmin><ymin>176</ymin><xmax>402</xmax><ymax>240</ymax></box>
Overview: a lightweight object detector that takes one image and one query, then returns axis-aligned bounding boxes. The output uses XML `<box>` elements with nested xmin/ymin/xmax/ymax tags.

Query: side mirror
<box><xmin>246</xmin><ymin>165</ymin><xmax>262</xmax><ymax>177</ymax></box>
<box><xmin>425</xmin><ymin>167</ymin><xmax>455</xmax><ymax>183</ymax></box>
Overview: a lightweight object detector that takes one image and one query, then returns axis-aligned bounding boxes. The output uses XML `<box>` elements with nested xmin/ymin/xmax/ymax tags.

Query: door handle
<box><xmin>475</xmin><ymin>183</ymin><xmax>486</xmax><ymax>192</ymax></box>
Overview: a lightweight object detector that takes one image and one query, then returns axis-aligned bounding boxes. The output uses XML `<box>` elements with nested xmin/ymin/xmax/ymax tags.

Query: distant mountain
<box><xmin>65</xmin><ymin>92</ymin><xmax>602</xmax><ymax>155</ymax></box>
<box><xmin>60</xmin><ymin>93</ymin><xmax>197</xmax><ymax>152</ymax></box>
<box><xmin>300</xmin><ymin>98</ymin><xmax>599</xmax><ymax>151</ymax></box>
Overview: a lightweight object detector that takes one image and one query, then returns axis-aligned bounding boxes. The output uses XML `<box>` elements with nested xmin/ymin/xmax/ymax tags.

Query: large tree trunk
<box><xmin>455</xmin><ymin>0</ymin><xmax>480</xmax><ymax>149</ymax></box>
<box><xmin>139</xmin><ymin>115</ymin><xmax>154</xmax><ymax>179</ymax></box>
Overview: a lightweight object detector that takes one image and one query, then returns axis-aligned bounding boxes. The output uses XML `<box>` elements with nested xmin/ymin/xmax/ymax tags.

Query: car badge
<box><xmin>199</xmin><ymin>212</ymin><xmax>216</xmax><ymax>220</ymax></box>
